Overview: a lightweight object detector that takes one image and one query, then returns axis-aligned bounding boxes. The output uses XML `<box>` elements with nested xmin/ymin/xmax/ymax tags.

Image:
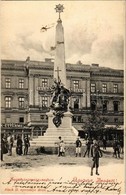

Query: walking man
<box><xmin>24</xmin><ymin>135</ymin><xmax>30</xmax><ymax>155</ymax></box>
<box><xmin>83</xmin><ymin>138</ymin><xmax>91</xmax><ymax>157</ymax></box>
<box><xmin>91</xmin><ymin>140</ymin><xmax>102</xmax><ymax>176</ymax></box>
<box><xmin>75</xmin><ymin>137</ymin><xmax>82</xmax><ymax>157</ymax></box>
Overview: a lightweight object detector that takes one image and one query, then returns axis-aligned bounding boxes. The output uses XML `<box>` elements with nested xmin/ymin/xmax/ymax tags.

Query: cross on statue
<box><xmin>55</xmin><ymin>4</ymin><xmax>64</xmax><ymax>20</ymax></box>
<box><xmin>55</xmin><ymin>66</ymin><xmax>61</xmax><ymax>82</ymax></box>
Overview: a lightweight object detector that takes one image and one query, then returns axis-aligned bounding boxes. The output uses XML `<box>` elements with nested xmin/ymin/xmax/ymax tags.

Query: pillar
<box><xmin>29</xmin><ymin>76</ymin><xmax>34</xmax><ymax>105</ymax></box>
<box><xmin>34</xmin><ymin>77</ymin><xmax>39</xmax><ymax>106</ymax></box>
<box><xmin>86</xmin><ymin>79</ymin><xmax>90</xmax><ymax>108</ymax></box>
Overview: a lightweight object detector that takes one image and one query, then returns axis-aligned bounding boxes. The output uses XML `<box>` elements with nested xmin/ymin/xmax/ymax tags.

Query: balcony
<box><xmin>37</xmin><ymin>86</ymin><xmax>51</xmax><ymax>92</ymax></box>
<box><xmin>70</xmin><ymin>88</ymin><xmax>85</xmax><ymax>94</ymax></box>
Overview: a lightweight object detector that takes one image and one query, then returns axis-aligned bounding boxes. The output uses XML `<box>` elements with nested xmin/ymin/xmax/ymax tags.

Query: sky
<box><xmin>1</xmin><ymin>1</ymin><xmax>125</xmax><ymax>69</ymax></box>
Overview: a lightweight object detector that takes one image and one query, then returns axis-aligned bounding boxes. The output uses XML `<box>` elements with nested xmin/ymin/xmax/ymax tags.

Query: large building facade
<box><xmin>1</xmin><ymin>58</ymin><xmax>124</xmax><ymax>140</ymax></box>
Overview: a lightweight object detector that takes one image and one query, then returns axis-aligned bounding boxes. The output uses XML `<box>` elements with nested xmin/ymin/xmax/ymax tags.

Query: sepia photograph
<box><xmin>0</xmin><ymin>1</ymin><xmax>125</xmax><ymax>194</ymax></box>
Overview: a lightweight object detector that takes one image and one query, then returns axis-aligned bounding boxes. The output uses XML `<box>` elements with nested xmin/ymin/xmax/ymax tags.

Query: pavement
<box><xmin>0</xmin><ymin>147</ymin><xmax>125</xmax><ymax>194</ymax></box>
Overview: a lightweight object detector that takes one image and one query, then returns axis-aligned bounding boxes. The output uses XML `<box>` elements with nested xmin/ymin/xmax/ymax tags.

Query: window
<box><xmin>72</xmin><ymin>116</ymin><xmax>77</xmax><ymax>122</ymax></box>
<box><xmin>42</xmin><ymin>78</ymin><xmax>48</xmax><ymax>87</ymax></box>
<box><xmin>19</xmin><ymin>79</ymin><xmax>24</xmax><ymax>88</ymax></box>
<box><xmin>91</xmin><ymin>83</ymin><xmax>96</xmax><ymax>93</ymax></box>
<box><xmin>6</xmin><ymin>117</ymin><xmax>11</xmax><ymax>123</ymax></box>
<box><xmin>42</xmin><ymin>97</ymin><xmax>48</xmax><ymax>108</ymax></box>
<box><xmin>78</xmin><ymin>116</ymin><xmax>82</xmax><ymax>123</ymax></box>
<box><xmin>113</xmin><ymin>101</ymin><xmax>119</xmax><ymax>112</ymax></box>
<box><xmin>102</xmin><ymin>84</ymin><xmax>107</xmax><ymax>93</ymax></box>
<box><xmin>91</xmin><ymin>101</ymin><xmax>97</xmax><ymax>111</ymax></box>
<box><xmin>19</xmin><ymin>117</ymin><xmax>24</xmax><ymax>123</ymax></box>
<box><xmin>113</xmin><ymin>84</ymin><xmax>118</xmax><ymax>93</ymax></box>
<box><xmin>19</xmin><ymin>97</ymin><xmax>25</xmax><ymax>108</ymax></box>
<box><xmin>73</xmin><ymin>98</ymin><xmax>79</xmax><ymax>110</ymax></box>
<box><xmin>5</xmin><ymin>97</ymin><xmax>11</xmax><ymax>108</ymax></box>
<box><xmin>73</xmin><ymin>80</ymin><xmax>79</xmax><ymax>89</ymax></box>
<box><xmin>40</xmin><ymin>115</ymin><xmax>44</xmax><ymax>120</ymax></box>
<box><xmin>114</xmin><ymin>118</ymin><xmax>118</xmax><ymax>123</ymax></box>
<box><xmin>33</xmin><ymin>126</ymin><xmax>41</xmax><ymax>136</ymax></box>
<box><xmin>5</xmin><ymin>78</ymin><xmax>11</xmax><ymax>88</ymax></box>
<box><xmin>102</xmin><ymin>101</ymin><xmax>107</xmax><ymax>112</ymax></box>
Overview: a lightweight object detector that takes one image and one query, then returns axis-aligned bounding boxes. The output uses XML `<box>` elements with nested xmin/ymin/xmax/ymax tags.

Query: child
<box><xmin>60</xmin><ymin>140</ymin><xmax>65</xmax><ymax>156</ymax></box>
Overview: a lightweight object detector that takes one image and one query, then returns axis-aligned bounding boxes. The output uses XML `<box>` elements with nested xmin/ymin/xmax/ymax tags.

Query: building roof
<box><xmin>1</xmin><ymin>59</ymin><xmax>123</xmax><ymax>77</ymax></box>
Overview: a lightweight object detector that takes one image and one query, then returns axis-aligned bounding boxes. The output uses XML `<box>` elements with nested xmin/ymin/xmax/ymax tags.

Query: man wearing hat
<box><xmin>75</xmin><ymin>137</ymin><xmax>82</xmax><ymax>157</ymax></box>
<box><xmin>91</xmin><ymin>140</ymin><xmax>102</xmax><ymax>176</ymax></box>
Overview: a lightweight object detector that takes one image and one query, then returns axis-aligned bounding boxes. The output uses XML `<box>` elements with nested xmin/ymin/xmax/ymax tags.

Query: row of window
<box><xmin>5</xmin><ymin>97</ymin><xmax>25</xmax><ymax>108</ymax></box>
<box><xmin>91</xmin><ymin>83</ymin><xmax>118</xmax><ymax>93</ymax></box>
<box><xmin>72</xmin><ymin>115</ymin><xmax>120</xmax><ymax>123</ymax></box>
<box><xmin>90</xmin><ymin>100</ymin><xmax>119</xmax><ymax>112</ymax></box>
<box><xmin>5</xmin><ymin>78</ymin><xmax>49</xmax><ymax>89</ymax></box>
<box><xmin>5</xmin><ymin>78</ymin><xmax>119</xmax><ymax>94</ymax></box>
<box><xmin>5</xmin><ymin>78</ymin><xmax>24</xmax><ymax>89</ymax></box>
<box><xmin>5</xmin><ymin>97</ymin><xmax>48</xmax><ymax>108</ymax></box>
<box><xmin>4</xmin><ymin>114</ymin><xmax>120</xmax><ymax>125</ymax></box>
<box><xmin>5</xmin><ymin>95</ymin><xmax>120</xmax><ymax>112</ymax></box>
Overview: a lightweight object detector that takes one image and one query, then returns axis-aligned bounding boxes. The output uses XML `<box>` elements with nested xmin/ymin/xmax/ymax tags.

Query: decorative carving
<box><xmin>50</xmin><ymin>78</ymin><xmax>70</xmax><ymax>127</ymax></box>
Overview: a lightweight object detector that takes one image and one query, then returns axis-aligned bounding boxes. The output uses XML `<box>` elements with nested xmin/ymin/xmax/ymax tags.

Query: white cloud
<box><xmin>1</xmin><ymin>1</ymin><xmax>124</xmax><ymax>69</ymax></box>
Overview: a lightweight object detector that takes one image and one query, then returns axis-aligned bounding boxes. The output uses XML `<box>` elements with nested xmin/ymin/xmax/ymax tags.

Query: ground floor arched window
<box><xmin>33</xmin><ymin>126</ymin><xmax>41</xmax><ymax>137</ymax></box>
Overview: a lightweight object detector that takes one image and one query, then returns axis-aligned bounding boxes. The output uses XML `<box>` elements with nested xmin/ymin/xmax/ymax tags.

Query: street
<box><xmin>0</xmin><ymin>147</ymin><xmax>124</xmax><ymax>194</ymax></box>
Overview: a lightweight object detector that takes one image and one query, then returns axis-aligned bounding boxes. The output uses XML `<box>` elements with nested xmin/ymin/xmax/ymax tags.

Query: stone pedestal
<box><xmin>31</xmin><ymin>111</ymin><xmax>78</xmax><ymax>146</ymax></box>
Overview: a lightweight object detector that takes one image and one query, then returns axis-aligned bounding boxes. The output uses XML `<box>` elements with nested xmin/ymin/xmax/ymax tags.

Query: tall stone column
<box><xmin>54</xmin><ymin>18</ymin><xmax>67</xmax><ymax>87</ymax></box>
<box><xmin>41</xmin><ymin>4</ymin><xmax>78</xmax><ymax>146</ymax></box>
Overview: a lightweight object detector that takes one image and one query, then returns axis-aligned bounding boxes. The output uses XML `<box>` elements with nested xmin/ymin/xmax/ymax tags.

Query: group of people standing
<box><xmin>1</xmin><ymin>133</ymin><xmax>30</xmax><ymax>161</ymax></box>
<box><xmin>16</xmin><ymin>135</ymin><xmax>30</xmax><ymax>155</ymax></box>
<box><xmin>57</xmin><ymin>136</ymin><xmax>102</xmax><ymax>176</ymax></box>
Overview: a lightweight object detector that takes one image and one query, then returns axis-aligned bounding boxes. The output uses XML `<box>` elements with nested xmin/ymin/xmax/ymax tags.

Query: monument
<box><xmin>33</xmin><ymin>4</ymin><xmax>78</xmax><ymax>146</ymax></box>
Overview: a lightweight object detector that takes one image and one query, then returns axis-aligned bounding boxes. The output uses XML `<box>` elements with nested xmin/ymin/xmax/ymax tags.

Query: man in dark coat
<box><xmin>24</xmin><ymin>135</ymin><xmax>30</xmax><ymax>155</ymax></box>
<box><xmin>91</xmin><ymin>140</ymin><xmax>102</xmax><ymax>176</ymax></box>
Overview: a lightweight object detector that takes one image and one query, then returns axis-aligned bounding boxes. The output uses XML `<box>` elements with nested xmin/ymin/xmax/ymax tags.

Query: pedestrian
<box><xmin>1</xmin><ymin>134</ymin><xmax>8</xmax><ymax>161</ymax></box>
<box><xmin>102</xmin><ymin>137</ymin><xmax>107</xmax><ymax>150</ymax></box>
<box><xmin>113</xmin><ymin>139</ymin><xmax>120</xmax><ymax>158</ymax></box>
<box><xmin>119</xmin><ymin>139</ymin><xmax>124</xmax><ymax>154</ymax></box>
<box><xmin>60</xmin><ymin>140</ymin><xmax>65</xmax><ymax>156</ymax></box>
<box><xmin>91</xmin><ymin>140</ymin><xmax>102</xmax><ymax>176</ymax></box>
<box><xmin>16</xmin><ymin>135</ymin><xmax>23</xmax><ymax>155</ymax></box>
<box><xmin>7</xmin><ymin>133</ymin><xmax>14</xmax><ymax>156</ymax></box>
<box><xmin>24</xmin><ymin>135</ymin><xmax>30</xmax><ymax>155</ymax></box>
<box><xmin>75</xmin><ymin>137</ymin><xmax>82</xmax><ymax>157</ymax></box>
<box><xmin>83</xmin><ymin>138</ymin><xmax>91</xmax><ymax>157</ymax></box>
<box><xmin>57</xmin><ymin>136</ymin><xmax>62</xmax><ymax>157</ymax></box>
